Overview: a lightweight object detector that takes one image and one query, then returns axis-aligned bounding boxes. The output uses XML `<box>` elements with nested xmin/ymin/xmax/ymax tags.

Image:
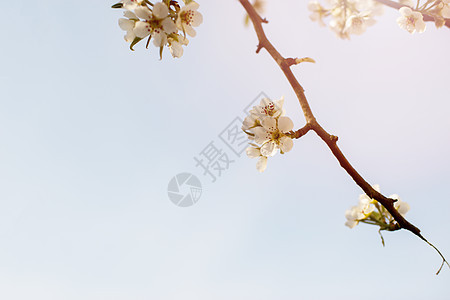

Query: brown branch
<box><xmin>239</xmin><ymin>0</ymin><xmax>449</xmax><ymax>273</ymax></box>
<box><xmin>375</xmin><ymin>0</ymin><xmax>450</xmax><ymax>28</ymax></box>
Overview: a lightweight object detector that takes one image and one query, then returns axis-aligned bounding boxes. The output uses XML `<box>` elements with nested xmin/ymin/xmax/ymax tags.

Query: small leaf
<box><xmin>159</xmin><ymin>45</ymin><xmax>164</xmax><ymax>60</ymax></box>
<box><xmin>111</xmin><ymin>3</ymin><xmax>123</xmax><ymax>8</ymax></box>
<box><xmin>130</xmin><ymin>37</ymin><xmax>143</xmax><ymax>51</ymax></box>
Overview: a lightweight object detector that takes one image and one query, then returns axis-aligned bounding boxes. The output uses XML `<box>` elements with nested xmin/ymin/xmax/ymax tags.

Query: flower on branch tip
<box><xmin>242</xmin><ymin>97</ymin><xmax>294</xmax><ymax>172</ymax></box>
<box><xmin>397</xmin><ymin>6</ymin><xmax>426</xmax><ymax>33</ymax></box>
<box><xmin>345</xmin><ymin>184</ymin><xmax>411</xmax><ymax>232</ymax></box>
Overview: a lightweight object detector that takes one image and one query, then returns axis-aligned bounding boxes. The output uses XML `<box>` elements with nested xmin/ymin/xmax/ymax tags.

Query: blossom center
<box><xmin>181</xmin><ymin>10</ymin><xmax>195</xmax><ymax>25</ymax></box>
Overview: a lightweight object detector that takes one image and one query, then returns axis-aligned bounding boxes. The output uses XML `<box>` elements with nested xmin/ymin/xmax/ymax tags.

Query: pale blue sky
<box><xmin>0</xmin><ymin>1</ymin><xmax>449</xmax><ymax>299</ymax></box>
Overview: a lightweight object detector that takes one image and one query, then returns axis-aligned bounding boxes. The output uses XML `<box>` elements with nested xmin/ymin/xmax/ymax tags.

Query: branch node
<box><xmin>256</xmin><ymin>43</ymin><xmax>263</xmax><ymax>53</ymax></box>
<box><xmin>285</xmin><ymin>58</ymin><xmax>296</xmax><ymax>67</ymax></box>
<box><xmin>330</xmin><ymin>135</ymin><xmax>338</xmax><ymax>143</ymax></box>
<box><xmin>261</xmin><ymin>17</ymin><xmax>268</xmax><ymax>24</ymax></box>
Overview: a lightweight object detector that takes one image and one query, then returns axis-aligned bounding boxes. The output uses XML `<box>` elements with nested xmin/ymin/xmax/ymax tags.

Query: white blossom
<box><xmin>176</xmin><ymin>2</ymin><xmax>203</xmax><ymax>37</ymax></box>
<box><xmin>118</xmin><ymin>11</ymin><xmax>138</xmax><ymax>42</ymax></box>
<box><xmin>396</xmin><ymin>6</ymin><xmax>426</xmax><ymax>33</ymax></box>
<box><xmin>168</xmin><ymin>35</ymin><xmax>189</xmax><ymax>58</ymax></box>
<box><xmin>113</xmin><ymin>0</ymin><xmax>202</xmax><ymax>58</ymax></box>
<box><xmin>390</xmin><ymin>194</ymin><xmax>410</xmax><ymax>216</ymax></box>
<box><xmin>308</xmin><ymin>1</ymin><xmax>328</xmax><ymax>26</ymax></box>
<box><xmin>308</xmin><ymin>0</ymin><xmax>383</xmax><ymax>38</ymax></box>
<box><xmin>439</xmin><ymin>0</ymin><xmax>450</xmax><ymax>18</ymax></box>
<box><xmin>242</xmin><ymin>97</ymin><xmax>295</xmax><ymax>172</ymax></box>
<box><xmin>345</xmin><ymin>184</ymin><xmax>411</xmax><ymax>230</ymax></box>
<box><xmin>344</xmin><ymin>12</ymin><xmax>376</xmax><ymax>35</ymax></box>
<box><xmin>253</xmin><ymin>116</ymin><xmax>294</xmax><ymax>156</ymax></box>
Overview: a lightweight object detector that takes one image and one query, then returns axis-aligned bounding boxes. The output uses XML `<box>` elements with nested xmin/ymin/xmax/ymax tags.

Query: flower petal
<box><xmin>256</xmin><ymin>156</ymin><xmax>268</xmax><ymax>172</ymax></box>
<box><xmin>135</xmin><ymin>6</ymin><xmax>152</xmax><ymax>20</ymax></box>
<box><xmin>260</xmin><ymin>141</ymin><xmax>277</xmax><ymax>157</ymax></box>
<box><xmin>278</xmin><ymin>116</ymin><xmax>294</xmax><ymax>132</ymax></box>
<box><xmin>246</xmin><ymin>146</ymin><xmax>261</xmax><ymax>158</ymax></box>
<box><xmin>191</xmin><ymin>11</ymin><xmax>203</xmax><ymax>27</ymax></box>
<box><xmin>119</xmin><ymin>18</ymin><xmax>135</xmax><ymax>31</ymax></box>
<box><xmin>253</xmin><ymin>127</ymin><xmax>271</xmax><ymax>144</ymax></box>
<box><xmin>134</xmin><ymin>21</ymin><xmax>151</xmax><ymax>38</ymax></box>
<box><xmin>162</xmin><ymin>18</ymin><xmax>177</xmax><ymax>34</ymax></box>
<box><xmin>261</xmin><ymin>116</ymin><xmax>276</xmax><ymax>131</ymax></box>
<box><xmin>153</xmin><ymin>2</ymin><xmax>169</xmax><ymax>19</ymax></box>
<box><xmin>279</xmin><ymin>136</ymin><xmax>293</xmax><ymax>153</ymax></box>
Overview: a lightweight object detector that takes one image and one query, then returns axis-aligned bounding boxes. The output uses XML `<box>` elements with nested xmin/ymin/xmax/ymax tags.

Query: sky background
<box><xmin>0</xmin><ymin>0</ymin><xmax>449</xmax><ymax>299</ymax></box>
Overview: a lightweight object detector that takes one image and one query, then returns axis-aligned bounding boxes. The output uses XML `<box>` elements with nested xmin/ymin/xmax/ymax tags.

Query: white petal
<box><xmin>278</xmin><ymin>116</ymin><xmax>294</xmax><ymax>132</ymax></box>
<box><xmin>399</xmin><ymin>6</ymin><xmax>412</xmax><ymax>16</ymax></box>
<box><xmin>153</xmin><ymin>2</ymin><xmax>169</xmax><ymax>19</ymax></box>
<box><xmin>396</xmin><ymin>202</ymin><xmax>410</xmax><ymax>215</ymax></box>
<box><xmin>152</xmin><ymin>32</ymin><xmax>167</xmax><ymax>47</ymax></box>
<box><xmin>372</xmin><ymin>184</ymin><xmax>381</xmax><ymax>192</ymax></box>
<box><xmin>256</xmin><ymin>156</ymin><xmax>268</xmax><ymax>172</ymax></box>
<box><xmin>124</xmin><ymin>30</ymin><xmax>136</xmax><ymax>42</ymax></box>
<box><xmin>246</xmin><ymin>146</ymin><xmax>261</xmax><ymax>158</ymax></box>
<box><xmin>345</xmin><ymin>219</ymin><xmax>358</xmax><ymax>229</ymax></box>
<box><xmin>185</xmin><ymin>25</ymin><xmax>197</xmax><ymax>37</ymax></box>
<box><xmin>191</xmin><ymin>11</ymin><xmax>203</xmax><ymax>27</ymax></box>
<box><xmin>123</xmin><ymin>11</ymin><xmax>138</xmax><ymax>19</ymax></box>
<box><xmin>253</xmin><ymin>127</ymin><xmax>271</xmax><ymax>144</ymax></box>
<box><xmin>260</xmin><ymin>141</ymin><xmax>277</xmax><ymax>157</ymax></box>
<box><xmin>133</xmin><ymin>21</ymin><xmax>151</xmax><ymax>38</ymax></box>
<box><xmin>279</xmin><ymin>136</ymin><xmax>293</xmax><ymax>153</ymax></box>
<box><xmin>185</xmin><ymin>2</ymin><xmax>200</xmax><ymax>11</ymax></box>
<box><xmin>135</xmin><ymin>6</ymin><xmax>152</xmax><ymax>20</ymax></box>
<box><xmin>162</xmin><ymin>18</ymin><xmax>177</xmax><ymax>34</ymax></box>
<box><xmin>169</xmin><ymin>41</ymin><xmax>184</xmax><ymax>58</ymax></box>
<box><xmin>261</xmin><ymin>117</ymin><xmax>276</xmax><ymax>131</ymax></box>
<box><xmin>119</xmin><ymin>18</ymin><xmax>135</xmax><ymax>31</ymax></box>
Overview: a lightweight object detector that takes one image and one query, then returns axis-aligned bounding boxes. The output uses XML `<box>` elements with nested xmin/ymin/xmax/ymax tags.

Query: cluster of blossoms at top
<box><xmin>396</xmin><ymin>0</ymin><xmax>450</xmax><ymax>33</ymax></box>
<box><xmin>308</xmin><ymin>0</ymin><xmax>384</xmax><ymax>39</ymax></box>
<box><xmin>112</xmin><ymin>0</ymin><xmax>203</xmax><ymax>58</ymax></box>
<box><xmin>345</xmin><ymin>185</ymin><xmax>410</xmax><ymax>231</ymax></box>
<box><xmin>242</xmin><ymin>97</ymin><xmax>295</xmax><ymax>172</ymax></box>
<box><xmin>308</xmin><ymin>0</ymin><xmax>449</xmax><ymax>36</ymax></box>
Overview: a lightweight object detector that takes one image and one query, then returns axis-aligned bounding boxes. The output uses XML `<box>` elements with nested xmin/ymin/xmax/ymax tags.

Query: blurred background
<box><xmin>0</xmin><ymin>0</ymin><xmax>449</xmax><ymax>299</ymax></box>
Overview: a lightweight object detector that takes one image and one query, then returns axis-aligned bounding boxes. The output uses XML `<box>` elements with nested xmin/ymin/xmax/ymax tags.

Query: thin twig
<box><xmin>238</xmin><ymin>0</ymin><xmax>449</xmax><ymax>273</ymax></box>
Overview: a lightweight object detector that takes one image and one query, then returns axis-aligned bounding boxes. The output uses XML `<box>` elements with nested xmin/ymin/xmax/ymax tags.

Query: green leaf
<box><xmin>159</xmin><ymin>45</ymin><xmax>164</xmax><ymax>60</ymax></box>
<box><xmin>130</xmin><ymin>37</ymin><xmax>143</xmax><ymax>51</ymax></box>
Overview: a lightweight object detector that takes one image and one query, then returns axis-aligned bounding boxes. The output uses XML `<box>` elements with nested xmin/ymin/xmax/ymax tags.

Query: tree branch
<box><xmin>239</xmin><ymin>0</ymin><xmax>449</xmax><ymax>273</ymax></box>
<box><xmin>375</xmin><ymin>0</ymin><xmax>450</xmax><ymax>28</ymax></box>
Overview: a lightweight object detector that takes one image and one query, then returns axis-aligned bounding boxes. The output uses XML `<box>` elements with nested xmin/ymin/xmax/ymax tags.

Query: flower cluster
<box><xmin>307</xmin><ymin>0</ymin><xmax>384</xmax><ymax>39</ymax></box>
<box><xmin>112</xmin><ymin>0</ymin><xmax>203</xmax><ymax>58</ymax></box>
<box><xmin>345</xmin><ymin>185</ymin><xmax>410</xmax><ymax>231</ymax></box>
<box><xmin>242</xmin><ymin>97</ymin><xmax>295</xmax><ymax>172</ymax></box>
<box><xmin>396</xmin><ymin>0</ymin><xmax>450</xmax><ymax>34</ymax></box>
